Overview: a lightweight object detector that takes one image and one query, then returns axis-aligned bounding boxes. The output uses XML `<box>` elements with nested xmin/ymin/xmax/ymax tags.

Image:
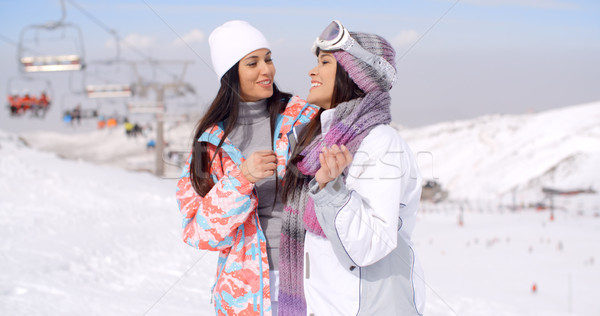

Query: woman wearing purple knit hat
<box><xmin>280</xmin><ymin>21</ymin><xmax>425</xmax><ymax>315</ymax></box>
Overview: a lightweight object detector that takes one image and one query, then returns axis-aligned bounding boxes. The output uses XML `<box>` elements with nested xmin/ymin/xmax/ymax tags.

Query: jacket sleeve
<box><xmin>176</xmin><ymin>144</ymin><xmax>256</xmax><ymax>251</ymax></box>
<box><xmin>308</xmin><ymin>126</ymin><xmax>422</xmax><ymax>267</ymax></box>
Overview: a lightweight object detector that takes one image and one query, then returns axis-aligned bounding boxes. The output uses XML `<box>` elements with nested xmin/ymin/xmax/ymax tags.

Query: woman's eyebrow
<box><xmin>243</xmin><ymin>51</ymin><xmax>271</xmax><ymax>61</ymax></box>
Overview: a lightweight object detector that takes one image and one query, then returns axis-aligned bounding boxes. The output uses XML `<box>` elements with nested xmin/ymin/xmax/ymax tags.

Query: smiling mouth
<box><xmin>257</xmin><ymin>80</ymin><xmax>272</xmax><ymax>86</ymax></box>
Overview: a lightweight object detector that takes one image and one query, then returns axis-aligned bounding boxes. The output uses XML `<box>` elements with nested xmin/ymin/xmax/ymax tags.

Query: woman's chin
<box><xmin>307</xmin><ymin>98</ymin><xmax>329</xmax><ymax>109</ymax></box>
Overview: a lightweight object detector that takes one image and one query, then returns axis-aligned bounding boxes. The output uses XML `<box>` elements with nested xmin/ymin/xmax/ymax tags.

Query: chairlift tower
<box><xmin>128</xmin><ymin>60</ymin><xmax>195</xmax><ymax>176</ymax></box>
<box><xmin>541</xmin><ymin>187</ymin><xmax>597</xmax><ymax>221</ymax></box>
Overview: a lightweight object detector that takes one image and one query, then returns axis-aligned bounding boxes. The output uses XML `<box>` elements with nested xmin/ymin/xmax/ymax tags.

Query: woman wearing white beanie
<box><xmin>176</xmin><ymin>20</ymin><xmax>318</xmax><ymax>315</ymax></box>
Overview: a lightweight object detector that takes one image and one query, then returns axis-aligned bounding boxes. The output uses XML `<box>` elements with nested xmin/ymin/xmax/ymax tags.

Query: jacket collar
<box><xmin>197</xmin><ymin>123</ymin><xmax>245</xmax><ymax>165</ymax></box>
<box><xmin>320</xmin><ymin>107</ymin><xmax>336</xmax><ymax>136</ymax></box>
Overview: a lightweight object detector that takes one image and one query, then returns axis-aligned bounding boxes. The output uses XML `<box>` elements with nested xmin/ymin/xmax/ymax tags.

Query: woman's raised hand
<box><xmin>241</xmin><ymin>150</ymin><xmax>278</xmax><ymax>183</ymax></box>
<box><xmin>315</xmin><ymin>144</ymin><xmax>353</xmax><ymax>189</ymax></box>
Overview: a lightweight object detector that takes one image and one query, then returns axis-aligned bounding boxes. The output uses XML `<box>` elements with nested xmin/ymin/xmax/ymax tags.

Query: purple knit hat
<box><xmin>331</xmin><ymin>31</ymin><xmax>396</xmax><ymax>93</ymax></box>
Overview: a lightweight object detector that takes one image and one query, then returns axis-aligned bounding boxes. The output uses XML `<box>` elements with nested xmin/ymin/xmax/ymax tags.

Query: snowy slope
<box><xmin>6</xmin><ymin>101</ymin><xmax>600</xmax><ymax>315</ymax></box>
<box><xmin>1</xmin><ymin>129</ymin><xmax>599</xmax><ymax>315</ymax></box>
<box><xmin>0</xmin><ymin>131</ymin><xmax>216</xmax><ymax>315</ymax></box>
<box><xmin>400</xmin><ymin>101</ymin><xmax>600</xmax><ymax>201</ymax></box>
<box><xmin>20</xmin><ymin>101</ymin><xmax>600</xmax><ymax>202</ymax></box>
<box><xmin>19</xmin><ymin>122</ymin><xmax>194</xmax><ymax>176</ymax></box>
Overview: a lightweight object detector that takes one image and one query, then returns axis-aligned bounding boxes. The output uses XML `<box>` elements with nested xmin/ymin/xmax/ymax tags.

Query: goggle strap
<box><xmin>342</xmin><ymin>39</ymin><xmax>396</xmax><ymax>88</ymax></box>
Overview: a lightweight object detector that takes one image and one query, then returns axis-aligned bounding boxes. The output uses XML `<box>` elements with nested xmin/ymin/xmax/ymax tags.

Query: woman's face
<box><xmin>238</xmin><ymin>48</ymin><xmax>276</xmax><ymax>102</ymax></box>
<box><xmin>306</xmin><ymin>52</ymin><xmax>337</xmax><ymax>109</ymax></box>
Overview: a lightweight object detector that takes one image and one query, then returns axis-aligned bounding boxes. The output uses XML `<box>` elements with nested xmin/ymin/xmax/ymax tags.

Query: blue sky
<box><xmin>1</xmin><ymin>0</ymin><xmax>599</xmax><ymax>132</ymax></box>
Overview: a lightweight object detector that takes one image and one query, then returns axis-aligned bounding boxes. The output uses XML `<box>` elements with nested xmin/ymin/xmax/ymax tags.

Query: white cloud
<box><xmin>106</xmin><ymin>33</ymin><xmax>157</xmax><ymax>49</ymax></box>
<box><xmin>173</xmin><ymin>29</ymin><xmax>205</xmax><ymax>47</ymax></box>
<box><xmin>392</xmin><ymin>30</ymin><xmax>420</xmax><ymax>47</ymax></box>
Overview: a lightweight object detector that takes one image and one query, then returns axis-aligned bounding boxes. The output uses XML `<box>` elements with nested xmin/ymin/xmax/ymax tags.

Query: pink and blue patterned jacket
<box><xmin>176</xmin><ymin>96</ymin><xmax>318</xmax><ymax>315</ymax></box>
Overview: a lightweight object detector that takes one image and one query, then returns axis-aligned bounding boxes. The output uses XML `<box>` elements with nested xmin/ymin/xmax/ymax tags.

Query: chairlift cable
<box><xmin>65</xmin><ymin>0</ymin><xmax>113</xmax><ymax>37</ymax></box>
<box><xmin>142</xmin><ymin>1</ymin><xmax>214</xmax><ymax>74</ymax></box>
<box><xmin>0</xmin><ymin>34</ymin><xmax>19</xmax><ymax>46</ymax></box>
<box><xmin>0</xmin><ymin>34</ymin><xmax>45</xmax><ymax>56</ymax></box>
<box><xmin>64</xmin><ymin>0</ymin><xmax>121</xmax><ymax>61</ymax></box>
<box><xmin>65</xmin><ymin>0</ymin><xmax>178</xmax><ymax>78</ymax></box>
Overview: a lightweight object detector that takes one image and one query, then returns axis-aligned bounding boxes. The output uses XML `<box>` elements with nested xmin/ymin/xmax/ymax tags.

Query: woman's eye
<box><xmin>247</xmin><ymin>62</ymin><xmax>257</xmax><ymax>67</ymax></box>
<box><xmin>265</xmin><ymin>58</ymin><xmax>273</xmax><ymax>63</ymax></box>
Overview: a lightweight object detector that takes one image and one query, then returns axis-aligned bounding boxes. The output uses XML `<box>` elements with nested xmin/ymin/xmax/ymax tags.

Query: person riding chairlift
<box><xmin>20</xmin><ymin>94</ymin><xmax>32</xmax><ymax>112</ymax></box>
<box><xmin>8</xmin><ymin>94</ymin><xmax>19</xmax><ymax>115</ymax></box>
<box><xmin>7</xmin><ymin>91</ymin><xmax>51</xmax><ymax>116</ymax></box>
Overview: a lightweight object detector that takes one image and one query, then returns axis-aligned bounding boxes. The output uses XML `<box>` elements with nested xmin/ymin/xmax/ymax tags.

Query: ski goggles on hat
<box><xmin>312</xmin><ymin>20</ymin><xmax>396</xmax><ymax>88</ymax></box>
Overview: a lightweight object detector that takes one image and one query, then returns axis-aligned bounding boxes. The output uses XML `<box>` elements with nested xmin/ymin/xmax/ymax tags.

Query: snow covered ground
<box><xmin>2</xmin><ymin>101</ymin><xmax>600</xmax><ymax>315</ymax></box>
<box><xmin>0</xmin><ymin>131</ymin><xmax>216</xmax><ymax>315</ymax></box>
<box><xmin>19</xmin><ymin>119</ymin><xmax>195</xmax><ymax>177</ymax></box>
<box><xmin>415</xmin><ymin>202</ymin><xmax>600</xmax><ymax>316</ymax></box>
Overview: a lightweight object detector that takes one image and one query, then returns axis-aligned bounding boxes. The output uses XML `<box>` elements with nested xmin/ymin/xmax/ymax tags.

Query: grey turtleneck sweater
<box><xmin>227</xmin><ymin>99</ymin><xmax>282</xmax><ymax>271</ymax></box>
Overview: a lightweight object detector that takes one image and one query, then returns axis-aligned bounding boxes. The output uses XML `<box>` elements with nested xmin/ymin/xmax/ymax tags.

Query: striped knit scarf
<box><xmin>277</xmin><ymin>177</ymin><xmax>311</xmax><ymax>316</ymax></box>
<box><xmin>277</xmin><ymin>90</ymin><xmax>391</xmax><ymax>315</ymax></box>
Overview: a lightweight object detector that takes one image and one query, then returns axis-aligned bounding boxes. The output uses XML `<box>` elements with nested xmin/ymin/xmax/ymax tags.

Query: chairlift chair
<box><xmin>127</xmin><ymin>100</ymin><xmax>165</xmax><ymax>114</ymax></box>
<box><xmin>86</xmin><ymin>84</ymin><xmax>132</xmax><ymax>98</ymax></box>
<box><xmin>59</xmin><ymin>93</ymin><xmax>99</xmax><ymax>124</ymax></box>
<box><xmin>6</xmin><ymin>75</ymin><xmax>54</xmax><ymax>118</ymax></box>
<box><xmin>20</xmin><ymin>54</ymin><xmax>83</xmax><ymax>72</ymax></box>
<box><xmin>18</xmin><ymin>20</ymin><xmax>86</xmax><ymax>72</ymax></box>
<box><xmin>84</xmin><ymin>60</ymin><xmax>134</xmax><ymax>98</ymax></box>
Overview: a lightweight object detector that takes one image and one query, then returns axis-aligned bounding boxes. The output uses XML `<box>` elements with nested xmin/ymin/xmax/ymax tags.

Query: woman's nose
<box><xmin>260</xmin><ymin>61</ymin><xmax>273</xmax><ymax>76</ymax></box>
<box><xmin>308</xmin><ymin>66</ymin><xmax>317</xmax><ymax>77</ymax></box>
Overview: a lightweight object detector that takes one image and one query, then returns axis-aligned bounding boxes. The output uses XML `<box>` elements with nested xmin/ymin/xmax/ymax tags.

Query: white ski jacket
<box><xmin>303</xmin><ymin>109</ymin><xmax>425</xmax><ymax>316</ymax></box>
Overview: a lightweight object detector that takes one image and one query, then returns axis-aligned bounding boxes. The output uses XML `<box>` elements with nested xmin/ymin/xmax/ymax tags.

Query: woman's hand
<box><xmin>241</xmin><ymin>150</ymin><xmax>278</xmax><ymax>183</ymax></box>
<box><xmin>315</xmin><ymin>144</ymin><xmax>352</xmax><ymax>189</ymax></box>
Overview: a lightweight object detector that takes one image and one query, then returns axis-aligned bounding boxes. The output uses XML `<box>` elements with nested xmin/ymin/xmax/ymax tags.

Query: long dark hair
<box><xmin>189</xmin><ymin>63</ymin><xmax>291</xmax><ymax>196</ymax></box>
<box><xmin>281</xmin><ymin>57</ymin><xmax>364</xmax><ymax>202</ymax></box>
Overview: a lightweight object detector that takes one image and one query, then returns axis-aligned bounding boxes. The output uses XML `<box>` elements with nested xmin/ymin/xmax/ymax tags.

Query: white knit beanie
<box><xmin>208</xmin><ymin>20</ymin><xmax>271</xmax><ymax>80</ymax></box>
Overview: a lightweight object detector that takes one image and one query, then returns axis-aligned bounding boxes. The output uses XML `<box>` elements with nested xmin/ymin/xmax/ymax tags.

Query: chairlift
<box><xmin>59</xmin><ymin>93</ymin><xmax>99</xmax><ymax>125</ymax></box>
<box><xmin>20</xmin><ymin>54</ymin><xmax>83</xmax><ymax>72</ymax></box>
<box><xmin>86</xmin><ymin>83</ymin><xmax>132</xmax><ymax>98</ymax></box>
<box><xmin>62</xmin><ymin>106</ymin><xmax>98</xmax><ymax>124</ymax></box>
<box><xmin>84</xmin><ymin>61</ymin><xmax>134</xmax><ymax>98</ymax></box>
<box><xmin>127</xmin><ymin>100</ymin><xmax>165</xmax><ymax>114</ymax></box>
<box><xmin>130</xmin><ymin>60</ymin><xmax>194</xmax><ymax>98</ymax></box>
<box><xmin>17</xmin><ymin>0</ymin><xmax>85</xmax><ymax>72</ymax></box>
<box><xmin>6</xmin><ymin>75</ymin><xmax>54</xmax><ymax>118</ymax></box>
